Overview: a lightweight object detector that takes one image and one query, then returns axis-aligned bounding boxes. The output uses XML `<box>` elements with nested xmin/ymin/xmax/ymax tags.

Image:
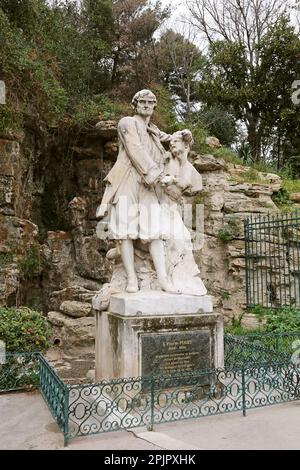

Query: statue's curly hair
<box><xmin>132</xmin><ymin>89</ymin><xmax>157</xmax><ymax>109</ymax></box>
<box><xmin>171</xmin><ymin>130</ymin><xmax>194</xmax><ymax>148</ymax></box>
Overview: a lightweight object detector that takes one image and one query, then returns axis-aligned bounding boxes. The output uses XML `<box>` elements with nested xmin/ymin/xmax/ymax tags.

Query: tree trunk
<box><xmin>247</xmin><ymin>116</ymin><xmax>262</xmax><ymax>162</ymax></box>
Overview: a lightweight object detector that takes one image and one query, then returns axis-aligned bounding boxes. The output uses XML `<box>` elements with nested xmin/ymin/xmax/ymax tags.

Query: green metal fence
<box><xmin>1</xmin><ymin>332</ymin><xmax>300</xmax><ymax>446</ymax></box>
<box><xmin>245</xmin><ymin>211</ymin><xmax>300</xmax><ymax>309</ymax></box>
<box><xmin>66</xmin><ymin>360</ymin><xmax>300</xmax><ymax>443</ymax></box>
<box><xmin>39</xmin><ymin>354</ymin><xmax>69</xmax><ymax>446</ymax></box>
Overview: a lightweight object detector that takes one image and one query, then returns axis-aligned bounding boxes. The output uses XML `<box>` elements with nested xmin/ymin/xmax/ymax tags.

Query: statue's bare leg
<box><xmin>149</xmin><ymin>239</ymin><xmax>181</xmax><ymax>294</ymax></box>
<box><xmin>121</xmin><ymin>239</ymin><xmax>139</xmax><ymax>293</ymax></box>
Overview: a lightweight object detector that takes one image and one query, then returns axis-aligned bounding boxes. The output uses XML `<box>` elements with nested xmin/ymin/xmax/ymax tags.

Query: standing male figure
<box><xmin>97</xmin><ymin>89</ymin><xmax>179</xmax><ymax>293</ymax></box>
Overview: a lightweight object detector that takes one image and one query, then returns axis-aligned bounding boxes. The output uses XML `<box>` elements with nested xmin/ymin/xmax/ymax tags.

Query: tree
<box><xmin>255</xmin><ymin>17</ymin><xmax>300</xmax><ymax>170</ymax></box>
<box><xmin>156</xmin><ymin>28</ymin><xmax>205</xmax><ymax>119</ymax></box>
<box><xmin>196</xmin><ymin>105</ymin><xmax>237</xmax><ymax>146</ymax></box>
<box><xmin>108</xmin><ymin>0</ymin><xmax>170</xmax><ymax>96</ymax></box>
<box><xmin>189</xmin><ymin>0</ymin><xmax>288</xmax><ymax>161</ymax></box>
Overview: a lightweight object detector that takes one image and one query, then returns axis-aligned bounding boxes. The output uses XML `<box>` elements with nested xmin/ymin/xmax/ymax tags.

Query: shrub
<box><xmin>217</xmin><ymin>228</ymin><xmax>234</xmax><ymax>242</ymax></box>
<box><xmin>18</xmin><ymin>246</ymin><xmax>41</xmax><ymax>280</ymax></box>
<box><xmin>272</xmin><ymin>188</ymin><xmax>293</xmax><ymax>208</ymax></box>
<box><xmin>217</xmin><ymin>217</ymin><xmax>240</xmax><ymax>243</ymax></box>
<box><xmin>264</xmin><ymin>308</ymin><xmax>300</xmax><ymax>333</ymax></box>
<box><xmin>0</xmin><ymin>307</ymin><xmax>51</xmax><ymax>352</ymax></box>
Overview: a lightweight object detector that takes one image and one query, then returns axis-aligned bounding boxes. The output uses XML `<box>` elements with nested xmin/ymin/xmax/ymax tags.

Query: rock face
<box><xmin>47</xmin><ymin>311</ymin><xmax>95</xmax><ymax>355</ymax></box>
<box><xmin>290</xmin><ymin>193</ymin><xmax>300</xmax><ymax>203</ymax></box>
<box><xmin>205</xmin><ymin>136</ymin><xmax>221</xmax><ymax>149</ymax></box>
<box><xmin>0</xmin><ymin>123</ymin><xmax>287</xmax><ymax>363</ymax></box>
<box><xmin>60</xmin><ymin>300</ymin><xmax>92</xmax><ymax>318</ymax></box>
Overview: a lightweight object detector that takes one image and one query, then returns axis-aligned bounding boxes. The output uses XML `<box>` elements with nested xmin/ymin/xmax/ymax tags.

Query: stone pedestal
<box><xmin>93</xmin><ymin>291</ymin><xmax>224</xmax><ymax>381</ymax></box>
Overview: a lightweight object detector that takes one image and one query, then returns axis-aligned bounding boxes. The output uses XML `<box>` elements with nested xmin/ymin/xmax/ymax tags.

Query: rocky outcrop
<box><xmin>290</xmin><ymin>193</ymin><xmax>300</xmax><ymax>203</ymax></box>
<box><xmin>0</xmin><ymin>123</ymin><xmax>289</xmax><ymax>363</ymax></box>
<box><xmin>47</xmin><ymin>311</ymin><xmax>95</xmax><ymax>355</ymax></box>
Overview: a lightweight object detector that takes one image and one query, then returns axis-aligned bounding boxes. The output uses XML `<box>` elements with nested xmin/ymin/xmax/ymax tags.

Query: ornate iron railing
<box><xmin>0</xmin><ymin>352</ymin><xmax>39</xmax><ymax>393</ymax></box>
<box><xmin>39</xmin><ymin>354</ymin><xmax>69</xmax><ymax>445</ymax></box>
<box><xmin>1</xmin><ymin>332</ymin><xmax>300</xmax><ymax>446</ymax></box>
<box><xmin>65</xmin><ymin>361</ymin><xmax>300</xmax><ymax>443</ymax></box>
<box><xmin>245</xmin><ymin>211</ymin><xmax>300</xmax><ymax>309</ymax></box>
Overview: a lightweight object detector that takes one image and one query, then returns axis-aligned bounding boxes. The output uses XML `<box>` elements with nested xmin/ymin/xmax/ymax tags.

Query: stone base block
<box><xmin>107</xmin><ymin>291</ymin><xmax>214</xmax><ymax>316</ymax></box>
<box><xmin>95</xmin><ymin>292</ymin><xmax>223</xmax><ymax>381</ymax></box>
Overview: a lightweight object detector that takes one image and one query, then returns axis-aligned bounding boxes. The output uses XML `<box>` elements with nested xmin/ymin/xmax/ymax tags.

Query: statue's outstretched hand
<box><xmin>160</xmin><ymin>175</ymin><xmax>176</xmax><ymax>186</ymax></box>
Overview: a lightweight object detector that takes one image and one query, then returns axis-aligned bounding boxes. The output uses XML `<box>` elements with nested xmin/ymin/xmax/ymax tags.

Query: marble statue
<box><xmin>95</xmin><ymin>89</ymin><xmax>207</xmax><ymax>310</ymax></box>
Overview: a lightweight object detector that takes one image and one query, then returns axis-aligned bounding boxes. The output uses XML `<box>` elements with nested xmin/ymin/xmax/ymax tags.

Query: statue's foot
<box><xmin>158</xmin><ymin>277</ymin><xmax>181</xmax><ymax>294</ymax></box>
<box><xmin>106</xmin><ymin>248</ymin><xmax>120</xmax><ymax>260</ymax></box>
<box><xmin>126</xmin><ymin>277</ymin><xmax>139</xmax><ymax>293</ymax></box>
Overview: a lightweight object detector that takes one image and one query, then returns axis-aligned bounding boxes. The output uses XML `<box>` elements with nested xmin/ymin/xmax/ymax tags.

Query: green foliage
<box><xmin>228</xmin><ymin>306</ymin><xmax>300</xmax><ymax>335</ymax></box>
<box><xmin>212</xmin><ymin>147</ymin><xmax>242</xmax><ymax>165</ymax></box>
<box><xmin>217</xmin><ymin>217</ymin><xmax>240</xmax><ymax>243</ymax></box>
<box><xmin>232</xmin><ymin>168</ymin><xmax>266</xmax><ymax>184</ymax></box>
<box><xmin>196</xmin><ymin>106</ymin><xmax>237</xmax><ymax>146</ymax></box>
<box><xmin>0</xmin><ymin>3</ymin><xmax>68</xmax><ymax>131</ymax></box>
<box><xmin>217</xmin><ymin>228</ymin><xmax>234</xmax><ymax>243</ymax></box>
<box><xmin>69</xmin><ymin>95</ymin><xmax>129</xmax><ymax>127</ymax></box>
<box><xmin>18</xmin><ymin>246</ymin><xmax>41</xmax><ymax>280</ymax></box>
<box><xmin>0</xmin><ymin>307</ymin><xmax>51</xmax><ymax>352</ymax></box>
<box><xmin>0</xmin><ymin>252</ymin><xmax>15</xmax><ymax>266</ymax></box>
<box><xmin>264</xmin><ymin>308</ymin><xmax>300</xmax><ymax>333</ymax></box>
<box><xmin>195</xmin><ymin>15</ymin><xmax>300</xmax><ymax>167</ymax></box>
<box><xmin>272</xmin><ymin>188</ymin><xmax>293</xmax><ymax>209</ymax></box>
<box><xmin>225</xmin><ymin>310</ymin><xmax>264</xmax><ymax>335</ymax></box>
<box><xmin>282</xmin><ymin>179</ymin><xmax>300</xmax><ymax>193</ymax></box>
<box><xmin>0</xmin><ymin>105</ymin><xmax>24</xmax><ymax>135</ymax></box>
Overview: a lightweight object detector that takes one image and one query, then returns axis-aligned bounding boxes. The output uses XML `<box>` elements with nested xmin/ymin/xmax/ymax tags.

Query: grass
<box><xmin>211</xmin><ymin>147</ymin><xmax>242</xmax><ymax>165</ymax></box>
<box><xmin>282</xmin><ymin>179</ymin><xmax>300</xmax><ymax>193</ymax></box>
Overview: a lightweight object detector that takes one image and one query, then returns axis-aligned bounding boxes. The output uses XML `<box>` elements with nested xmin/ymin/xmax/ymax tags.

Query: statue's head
<box><xmin>132</xmin><ymin>89</ymin><xmax>157</xmax><ymax>117</ymax></box>
<box><xmin>170</xmin><ymin>130</ymin><xmax>194</xmax><ymax>158</ymax></box>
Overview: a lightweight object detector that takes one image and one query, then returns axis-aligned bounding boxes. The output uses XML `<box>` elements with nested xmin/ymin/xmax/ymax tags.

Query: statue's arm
<box><xmin>118</xmin><ymin>117</ymin><xmax>162</xmax><ymax>185</ymax></box>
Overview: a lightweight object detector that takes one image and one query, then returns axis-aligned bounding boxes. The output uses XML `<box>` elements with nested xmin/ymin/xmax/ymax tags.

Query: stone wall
<box><xmin>0</xmin><ymin>122</ymin><xmax>285</xmax><ymax>371</ymax></box>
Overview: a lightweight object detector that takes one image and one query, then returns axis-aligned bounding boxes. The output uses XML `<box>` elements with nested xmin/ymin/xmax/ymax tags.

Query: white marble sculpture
<box><xmin>95</xmin><ymin>89</ymin><xmax>207</xmax><ymax>310</ymax></box>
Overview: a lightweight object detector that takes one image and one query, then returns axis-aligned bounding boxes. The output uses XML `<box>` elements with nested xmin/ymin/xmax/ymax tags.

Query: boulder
<box><xmin>94</xmin><ymin>120</ymin><xmax>117</xmax><ymax>139</ymax></box>
<box><xmin>60</xmin><ymin>300</ymin><xmax>92</xmax><ymax>318</ymax></box>
<box><xmin>47</xmin><ymin>311</ymin><xmax>95</xmax><ymax>354</ymax></box>
<box><xmin>290</xmin><ymin>193</ymin><xmax>300</xmax><ymax>203</ymax></box>
<box><xmin>104</xmin><ymin>140</ymin><xmax>118</xmax><ymax>160</ymax></box>
<box><xmin>194</xmin><ymin>154</ymin><xmax>226</xmax><ymax>172</ymax></box>
<box><xmin>47</xmin><ymin>311</ymin><xmax>67</xmax><ymax>327</ymax></box>
<box><xmin>205</xmin><ymin>136</ymin><xmax>221</xmax><ymax>148</ymax></box>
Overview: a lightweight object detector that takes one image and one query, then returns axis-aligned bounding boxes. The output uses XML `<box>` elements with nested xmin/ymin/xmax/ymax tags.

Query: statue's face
<box><xmin>170</xmin><ymin>136</ymin><xmax>185</xmax><ymax>157</ymax></box>
<box><xmin>136</xmin><ymin>97</ymin><xmax>156</xmax><ymax>117</ymax></box>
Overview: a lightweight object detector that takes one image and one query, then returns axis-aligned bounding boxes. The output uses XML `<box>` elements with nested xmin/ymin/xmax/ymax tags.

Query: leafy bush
<box><xmin>212</xmin><ymin>147</ymin><xmax>242</xmax><ymax>165</ymax></box>
<box><xmin>264</xmin><ymin>308</ymin><xmax>300</xmax><ymax>333</ymax></box>
<box><xmin>272</xmin><ymin>188</ymin><xmax>293</xmax><ymax>209</ymax></box>
<box><xmin>0</xmin><ymin>307</ymin><xmax>51</xmax><ymax>352</ymax></box>
<box><xmin>18</xmin><ymin>246</ymin><xmax>41</xmax><ymax>280</ymax></box>
<box><xmin>226</xmin><ymin>306</ymin><xmax>300</xmax><ymax>335</ymax></box>
<box><xmin>68</xmin><ymin>95</ymin><xmax>129</xmax><ymax>127</ymax></box>
<box><xmin>196</xmin><ymin>105</ymin><xmax>237</xmax><ymax>147</ymax></box>
<box><xmin>217</xmin><ymin>217</ymin><xmax>240</xmax><ymax>243</ymax></box>
<box><xmin>217</xmin><ymin>228</ymin><xmax>234</xmax><ymax>242</ymax></box>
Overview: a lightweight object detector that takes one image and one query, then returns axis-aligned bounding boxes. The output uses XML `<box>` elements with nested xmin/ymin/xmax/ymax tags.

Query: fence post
<box><xmin>148</xmin><ymin>376</ymin><xmax>155</xmax><ymax>432</ymax></box>
<box><xmin>242</xmin><ymin>368</ymin><xmax>247</xmax><ymax>417</ymax></box>
<box><xmin>244</xmin><ymin>220</ymin><xmax>250</xmax><ymax>308</ymax></box>
<box><xmin>63</xmin><ymin>386</ymin><xmax>69</xmax><ymax>447</ymax></box>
